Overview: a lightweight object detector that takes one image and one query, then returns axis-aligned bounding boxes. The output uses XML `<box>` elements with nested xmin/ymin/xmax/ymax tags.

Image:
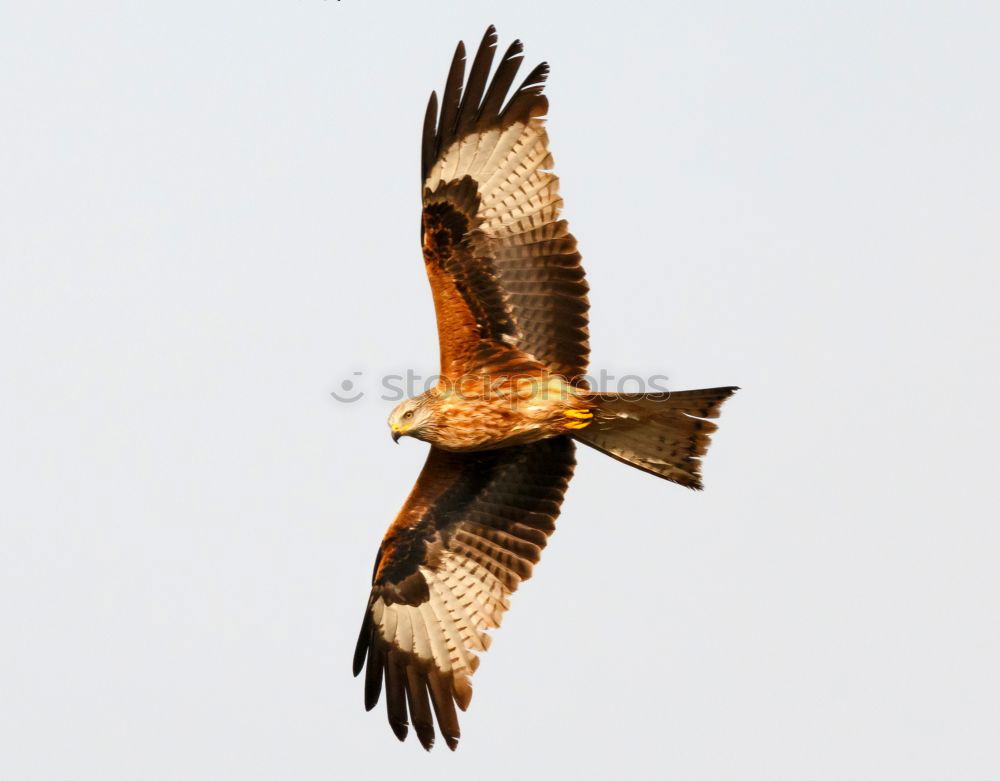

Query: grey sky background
<box><xmin>2</xmin><ymin>1</ymin><xmax>999</xmax><ymax>778</ymax></box>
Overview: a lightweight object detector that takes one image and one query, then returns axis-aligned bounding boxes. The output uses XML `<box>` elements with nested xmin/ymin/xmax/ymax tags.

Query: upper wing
<box><xmin>353</xmin><ymin>437</ymin><xmax>576</xmax><ymax>750</ymax></box>
<box><xmin>420</xmin><ymin>27</ymin><xmax>590</xmax><ymax>382</ymax></box>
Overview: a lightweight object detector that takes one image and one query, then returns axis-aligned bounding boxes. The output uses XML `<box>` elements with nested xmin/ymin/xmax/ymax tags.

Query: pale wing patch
<box><xmin>425</xmin><ymin>120</ymin><xmax>561</xmax><ymax>242</ymax></box>
<box><xmin>372</xmin><ymin>549</ymin><xmax>528</xmax><ymax>705</ymax></box>
<box><xmin>428</xmin><ymin>122</ymin><xmax>526</xmax><ymax>191</ymax></box>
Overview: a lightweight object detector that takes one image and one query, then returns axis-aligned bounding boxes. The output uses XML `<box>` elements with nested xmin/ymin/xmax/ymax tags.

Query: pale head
<box><xmin>387</xmin><ymin>394</ymin><xmax>436</xmax><ymax>443</ymax></box>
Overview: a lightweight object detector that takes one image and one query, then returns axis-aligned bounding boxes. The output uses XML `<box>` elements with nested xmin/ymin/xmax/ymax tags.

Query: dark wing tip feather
<box><xmin>477</xmin><ymin>39</ymin><xmax>525</xmax><ymax>124</ymax></box>
<box><xmin>523</xmin><ymin>61</ymin><xmax>549</xmax><ymax>87</ymax></box>
<box><xmin>352</xmin><ymin>608</ymin><xmax>371</xmax><ymax>677</ymax></box>
<box><xmin>427</xmin><ymin>671</ymin><xmax>461</xmax><ymax>751</ymax></box>
<box><xmin>385</xmin><ymin>657</ymin><xmax>410</xmax><ymax>742</ymax></box>
<box><xmin>500</xmin><ymin>61</ymin><xmax>550</xmax><ymax>124</ymax></box>
<box><xmin>405</xmin><ymin>664</ymin><xmax>437</xmax><ymax>750</ymax></box>
<box><xmin>421</xmin><ymin>91</ymin><xmax>438</xmax><ymax>181</ymax></box>
<box><xmin>422</xmin><ymin>28</ymin><xmax>551</xmax><ymax>182</ymax></box>
<box><xmin>430</xmin><ymin>39</ymin><xmax>467</xmax><ymax>176</ymax></box>
<box><xmin>363</xmin><ymin>642</ymin><xmax>384</xmax><ymax>711</ymax></box>
<box><xmin>455</xmin><ymin>27</ymin><xmax>498</xmax><ymax>135</ymax></box>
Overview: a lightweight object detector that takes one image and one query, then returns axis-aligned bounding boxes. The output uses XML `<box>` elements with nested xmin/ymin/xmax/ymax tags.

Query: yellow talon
<box><xmin>564</xmin><ymin>420</ymin><xmax>591</xmax><ymax>429</ymax></box>
<box><xmin>564</xmin><ymin>409</ymin><xmax>593</xmax><ymax>420</ymax></box>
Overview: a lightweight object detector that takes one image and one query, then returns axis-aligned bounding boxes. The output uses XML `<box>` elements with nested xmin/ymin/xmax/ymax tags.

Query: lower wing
<box><xmin>353</xmin><ymin>437</ymin><xmax>576</xmax><ymax>750</ymax></box>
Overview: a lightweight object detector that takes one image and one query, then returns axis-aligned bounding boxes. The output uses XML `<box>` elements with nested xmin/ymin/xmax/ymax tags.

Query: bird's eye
<box><xmin>403</xmin><ymin>410</ymin><xmax>414</xmax><ymax>420</ymax></box>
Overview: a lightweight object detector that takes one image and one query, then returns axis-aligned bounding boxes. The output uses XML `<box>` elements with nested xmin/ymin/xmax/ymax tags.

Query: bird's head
<box><xmin>387</xmin><ymin>395</ymin><xmax>435</xmax><ymax>443</ymax></box>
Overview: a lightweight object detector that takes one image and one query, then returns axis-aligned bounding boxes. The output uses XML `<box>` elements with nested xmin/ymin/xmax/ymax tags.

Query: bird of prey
<box><xmin>353</xmin><ymin>26</ymin><xmax>737</xmax><ymax>751</ymax></box>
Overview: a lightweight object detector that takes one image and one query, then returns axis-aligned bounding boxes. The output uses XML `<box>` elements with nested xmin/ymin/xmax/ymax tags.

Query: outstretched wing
<box><xmin>353</xmin><ymin>437</ymin><xmax>576</xmax><ymax>750</ymax></box>
<box><xmin>420</xmin><ymin>26</ymin><xmax>590</xmax><ymax>382</ymax></box>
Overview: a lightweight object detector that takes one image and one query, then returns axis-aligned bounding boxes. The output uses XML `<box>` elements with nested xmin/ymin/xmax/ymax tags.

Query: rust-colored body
<box><xmin>398</xmin><ymin>358</ymin><xmax>594</xmax><ymax>451</ymax></box>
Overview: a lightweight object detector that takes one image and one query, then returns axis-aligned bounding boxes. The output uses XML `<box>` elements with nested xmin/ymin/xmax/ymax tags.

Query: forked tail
<box><xmin>571</xmin><ymin>386</ymin><xmax>738</xmax><ymax>489</ymax></box>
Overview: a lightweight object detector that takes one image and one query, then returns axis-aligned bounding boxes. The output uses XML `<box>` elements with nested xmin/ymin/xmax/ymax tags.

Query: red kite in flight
<box><xmin>353</xmin><ymin>26</ymin><xmax>737</xmax><ymax>750</ymax></box>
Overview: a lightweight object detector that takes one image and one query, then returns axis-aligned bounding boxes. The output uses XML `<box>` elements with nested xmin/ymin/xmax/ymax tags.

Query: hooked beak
<box><xmin>390</xmin><ymin>426</ymin><xmax>401</xmax><ymax>444</ymax></box>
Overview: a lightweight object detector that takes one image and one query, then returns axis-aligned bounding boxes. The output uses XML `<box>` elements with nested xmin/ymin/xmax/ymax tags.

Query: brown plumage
<box><xmin>353</xmin><ymin>26</ymin><xmax>738</xmax><ymax>750</ymax></box>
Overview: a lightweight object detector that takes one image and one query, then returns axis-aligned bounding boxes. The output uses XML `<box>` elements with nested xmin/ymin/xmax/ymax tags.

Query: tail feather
<box><xmin>572</xmin><ymin>386</ymin><xmax>738</xmax><ymax>489</ymax></box>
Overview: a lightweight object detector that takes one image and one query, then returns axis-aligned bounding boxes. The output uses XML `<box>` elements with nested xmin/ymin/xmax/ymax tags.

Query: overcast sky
<box><xmin>2</xmin><ymin>2</ymin><xmax>999</xmax><ymax>779</ymax></box>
